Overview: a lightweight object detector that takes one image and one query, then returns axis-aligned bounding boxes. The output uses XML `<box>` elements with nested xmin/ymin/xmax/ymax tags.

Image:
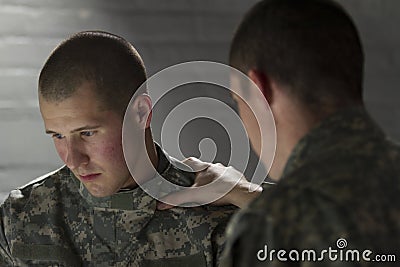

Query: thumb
<box><xmin>182</xmin><ymin>157</ymin><xmax>210</xmax><ymax>172</ymax></box>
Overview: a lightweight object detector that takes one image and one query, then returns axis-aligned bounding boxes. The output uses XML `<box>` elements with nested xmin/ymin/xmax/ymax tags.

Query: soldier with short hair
<box><xmin>223</xmin><ymin>0</ymin><xmax>400</xmax><ymax>261</ymax></box>
<box><xmin>0</xmin><ymin>31</ymin><xmax>236</xmax><ymax>266</ymax></box>
<box><xmin>159</xmin><ymin>0</ymin><xmax>400</xmax><ymax>266</ymax></box>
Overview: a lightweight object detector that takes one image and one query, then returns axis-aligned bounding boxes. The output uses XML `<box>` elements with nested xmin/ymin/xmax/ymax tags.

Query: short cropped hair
<box><xmin>230</xmin><ymin>0</ymin><xmax>364</xmax><ymax>114</ymax></box>
<box><xmin>39</xmin><ymin>31</ymin><xmax>147</xmax><ymax>116</ymax></box>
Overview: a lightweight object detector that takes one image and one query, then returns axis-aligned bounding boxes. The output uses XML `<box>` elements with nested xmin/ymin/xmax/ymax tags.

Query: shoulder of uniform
<box><xmin>177</xmin><ymin>205</ymin><xmax>238</xmax><ymax>224</ymax></box>
<box><xmin>201</xmin><ymin>204</ymin><xmax>238</xmax><ymax>214</ymax></box>
<box><xmin>18</xmin><ymin>165</ymin><xmax>67</xmax><ymax>189</ymax></box>
<box><xmin>6</xmin><ymin>165</ymin><xmax>69</xmax><ymax>202</ymax></box>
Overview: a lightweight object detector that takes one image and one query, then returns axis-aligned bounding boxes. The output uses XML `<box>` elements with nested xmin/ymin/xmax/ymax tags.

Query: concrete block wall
<box><xmin>1</xmin><ymin>0</ymin><xmax>399</xmax><ymax>202</ymax></box>
<box><xmin>339</xmin><ymin>0</ymin><xmax>400</xmax><ymax>139</ymax></box>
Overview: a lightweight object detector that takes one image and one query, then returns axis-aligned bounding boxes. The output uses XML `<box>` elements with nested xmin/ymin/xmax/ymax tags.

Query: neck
<box><xmin>123</xmin><ymin>129</ymin><xmax>159</xmax><ymax>189</ymax></box>
<box><xmin>268</xmin><ymin>99</ymin><xmax>318</xmax><ymax>180</ymax></box>
<box><xmin>145</xmin><ymin>128</ymin><xmax>159</xmax><ymax>170</ymax></box>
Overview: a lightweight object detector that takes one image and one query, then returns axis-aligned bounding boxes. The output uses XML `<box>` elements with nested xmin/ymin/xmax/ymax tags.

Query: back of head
<box><xmin>39</xmin><ymin>31</ymin><xmax>147</xmax><ymax>116</ymax></box>
<box><xmin>230</xmin><ymin>0</ymin><xmax>364</xmax><ymax>115</ymax></box>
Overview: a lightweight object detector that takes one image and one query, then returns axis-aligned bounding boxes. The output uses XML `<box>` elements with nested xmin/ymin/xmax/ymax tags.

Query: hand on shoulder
<box><xmin>157</xmin><ymin>157</ymin><xmax>263</xmax><ymax>210</ymax></box>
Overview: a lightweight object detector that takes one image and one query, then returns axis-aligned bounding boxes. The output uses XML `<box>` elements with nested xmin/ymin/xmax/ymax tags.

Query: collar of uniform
<box><xmin>74</xmin><ymin>143</ymin><xmax>173</xmax><ymax>210</ymax></box>
<box><xmin>282</xmin><ymin>106</ymin><xmax>384</xmax><ymax>178</ymax></box>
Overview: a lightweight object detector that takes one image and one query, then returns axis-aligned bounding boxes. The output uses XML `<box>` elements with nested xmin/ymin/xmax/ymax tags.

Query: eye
<box><xmin>52</xmin><ymin>133</ymin><xmax>64</xmax><ymax>140</ymax></box>
<box><xmin>81</xmin><ymin>131</ymin><xmax>95</xmax><ymax>137</ymax></box>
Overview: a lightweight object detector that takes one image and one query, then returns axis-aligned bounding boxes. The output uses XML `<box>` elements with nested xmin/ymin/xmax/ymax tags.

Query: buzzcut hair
<box><xmin>39</xmin><ymin>31</ymin><xmax>147</xmax><ymax>116</ymax></box>
<box><xmin>230</xmin><ymin>0</ymin><xmax>364</xmax><ymax>114</ymax></box>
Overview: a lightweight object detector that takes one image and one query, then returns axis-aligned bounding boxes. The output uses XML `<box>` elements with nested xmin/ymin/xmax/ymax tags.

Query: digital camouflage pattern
<box><xmin>221</xmin><ymin>107</ymin><xmax>400</xmax><ymax>267</ymax></box>
<box><xmin>0</xmin><ymin>145</ymin><xmax>236</xmax><ymax>266</ymax></box>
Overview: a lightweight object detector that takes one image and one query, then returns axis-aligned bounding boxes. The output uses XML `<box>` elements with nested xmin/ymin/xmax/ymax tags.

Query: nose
<box><xmin>64</xmin><ymin>138</ymin><xmax>89</xmax><ymax>170</ymax></box>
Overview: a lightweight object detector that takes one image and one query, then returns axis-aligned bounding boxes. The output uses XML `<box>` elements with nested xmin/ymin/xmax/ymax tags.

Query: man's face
<box><xmin>39</xmin><ymin>82</ymin><xmax>136</xmax><ymax>197</ymax></box>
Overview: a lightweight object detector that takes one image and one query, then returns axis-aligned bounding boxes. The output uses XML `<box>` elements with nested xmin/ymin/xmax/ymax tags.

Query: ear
<box><xmin>131</xmin><ymin>94</ymin><xmax>152</xmax><ymax>129</ymax></box>
<box><xmin>247</xmin><ymin>69</ymin><xmax>273</xmax><ymax>104</ymax></box>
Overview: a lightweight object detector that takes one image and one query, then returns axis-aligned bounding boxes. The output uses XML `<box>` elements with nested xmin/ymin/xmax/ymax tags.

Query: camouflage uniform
<box><xmin>221</xmin><ymin>107</ymin><xmax>400</xmax><ymax>267</ymax></box>
<box><xmin>0</xmin><ymin>144</ymin><xmax>236</xmax><ymax>266</ymax></box>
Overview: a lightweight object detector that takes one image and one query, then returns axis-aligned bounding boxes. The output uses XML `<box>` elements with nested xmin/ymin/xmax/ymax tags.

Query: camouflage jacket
<box><xmin>221</xmin><ymin>107</ymin><xmax>400</xmax><ymax>267</ymax></box>
<box><xmin>0</xmin><ymin>145</ymin><xmax>236</xmax><ymax>267</ymax></box>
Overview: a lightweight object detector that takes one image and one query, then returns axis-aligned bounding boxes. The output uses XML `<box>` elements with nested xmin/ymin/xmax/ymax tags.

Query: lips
<box><xmin>79</xmin><ymin>173</ymin><xmax>101</xmax><ymax>181</ymax></box>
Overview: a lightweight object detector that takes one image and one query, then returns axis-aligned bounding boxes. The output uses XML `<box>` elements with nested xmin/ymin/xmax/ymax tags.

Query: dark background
<box><xmin>1</xmin><ymin>0</ymin><xmax>399</xmax><ymax>202</ymax></box>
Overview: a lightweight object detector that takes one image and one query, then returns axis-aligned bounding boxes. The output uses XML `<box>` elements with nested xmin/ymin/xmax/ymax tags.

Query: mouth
<box><xmin>79</xmin><ymin>173</ymin><xmax>101</xmax><ymax>182</ymax></box>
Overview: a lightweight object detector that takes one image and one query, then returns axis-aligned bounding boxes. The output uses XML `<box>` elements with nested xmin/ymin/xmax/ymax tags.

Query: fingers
<box><xmin>182</xmin><ymin>157</ymin><xmax>211</xmax><ymax>172</ymax></box>
<box><xmin>156</xmin><ymin>202</ymin><xmax>174</xmax><ymax>210</ymax></box>
<box><xmin>156</xmin><ymin>158</ymin><xmax>218</xmax><ymax>210</ymax></box>
<box><xmin>157</xmin><ymin>158</ymin><xmax>251</xmax><ymax>210</ymax></box>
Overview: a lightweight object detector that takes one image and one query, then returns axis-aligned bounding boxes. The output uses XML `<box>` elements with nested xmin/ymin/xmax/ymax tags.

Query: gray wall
<box><xmin>1</xmin><ymin>0</ymin><xmax>399</xmax><ymax>202</ymax></box>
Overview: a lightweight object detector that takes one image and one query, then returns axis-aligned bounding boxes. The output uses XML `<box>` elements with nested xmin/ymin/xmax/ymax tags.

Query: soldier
<box><xmin>0</xmin><ymin>31</ymin><xmax>236</xmax><ymax>266</ymax></box>
<box><xmin>159</xmin><ymin>0</ymin><xmax>400</xmax><ymax>266</ymax></box>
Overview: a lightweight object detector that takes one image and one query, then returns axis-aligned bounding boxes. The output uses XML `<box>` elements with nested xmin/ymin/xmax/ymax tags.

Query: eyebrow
<box><xmin>45</xmin><ymin>125</ymin><xmax>101</xmax><ymax>135</ymax></box>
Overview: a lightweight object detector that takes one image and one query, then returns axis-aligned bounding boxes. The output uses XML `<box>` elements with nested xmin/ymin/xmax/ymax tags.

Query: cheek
<box><xmin>104</xmin><ymin>144</ymin><xmax>123</xmax><ymax>159</ymax></box>
<box><xmin>54</xmin><ymin>141</ymin><xmax>67</xmax><ymax>163</ymax></box>
<box><xmin>95</xmin><ymin>138</ymin><xmax>125</xmax><ymax>165</ymax></box>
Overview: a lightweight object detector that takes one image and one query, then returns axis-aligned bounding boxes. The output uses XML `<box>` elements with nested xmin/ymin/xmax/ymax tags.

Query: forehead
<box><xmin>39</xmin><ymin>82</ymin><xmax>121</xmax><ymax>130</ymax></box>
<box><xmin>40</xmin><ymin>82</ymin><xmax>99</xmax><ymax>113</ymax></box>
